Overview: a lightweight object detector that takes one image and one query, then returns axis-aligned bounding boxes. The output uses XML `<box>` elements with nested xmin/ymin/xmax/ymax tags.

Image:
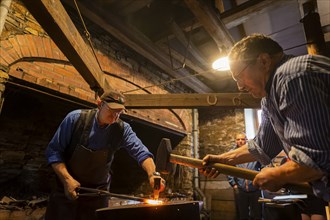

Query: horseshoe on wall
<box><xmin>207</xmin><ymin>95</ymin><xmax>218</xmax><ymax>106</ymax></box>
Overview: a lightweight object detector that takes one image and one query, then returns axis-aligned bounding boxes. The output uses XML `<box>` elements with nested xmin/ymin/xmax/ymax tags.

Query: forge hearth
<box><xmin>97</xmin><ymin>200</ymin><xmax>201</xmax><ymax>220</ymax></box>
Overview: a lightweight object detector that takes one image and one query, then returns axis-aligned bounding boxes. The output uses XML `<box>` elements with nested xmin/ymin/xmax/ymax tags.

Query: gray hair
<box><xmin>228</xmin><ymin>34</ymin><xmax>283</xmax><ymax>65</ymax></box>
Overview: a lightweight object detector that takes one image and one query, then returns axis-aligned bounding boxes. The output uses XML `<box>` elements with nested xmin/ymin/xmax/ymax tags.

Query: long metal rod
<box><xmin>77</xmin><ymin>187</ymin><xmax>147</xmax><ymax>202</ymax></box>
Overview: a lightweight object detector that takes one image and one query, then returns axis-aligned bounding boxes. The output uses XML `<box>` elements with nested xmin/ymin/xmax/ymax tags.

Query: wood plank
<box><xmin>21</xmin><ymin>0</ymin><xmax>108</xmax><ymax>95</ymax></box>
<box><xmin>124</xmin><ymin>93</ymin><xmax>261</xmax><ymax>109</ymax></box>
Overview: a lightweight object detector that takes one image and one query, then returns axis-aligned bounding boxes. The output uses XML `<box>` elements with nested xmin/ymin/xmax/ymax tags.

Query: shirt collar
<box><xmin>265</xmin><ymin>54</ymin><xmax>294</xmax><ymax>94</ymax></box>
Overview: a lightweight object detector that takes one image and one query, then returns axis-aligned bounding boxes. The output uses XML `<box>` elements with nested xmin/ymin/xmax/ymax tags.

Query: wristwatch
<box><xmin>150</xmin><ymin>171</ymin><xmax>161</xmax><ymax>178</ymax></box>
<box><xmin>153</xmin><ymin>171</ymin><xmax>161</xmax><ymax>176</ymax></box>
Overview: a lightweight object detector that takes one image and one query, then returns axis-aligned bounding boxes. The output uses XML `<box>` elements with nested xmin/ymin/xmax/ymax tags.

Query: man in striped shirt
<box><xmin>201</xmin><ymin>34</ymin><xmax>330</xmax><ymax>202</ymax></box>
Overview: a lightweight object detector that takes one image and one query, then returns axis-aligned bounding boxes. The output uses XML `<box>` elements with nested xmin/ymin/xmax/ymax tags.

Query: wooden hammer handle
<box><xmin>170</xmin><ymin>154</ymin><xmax>313</xmax><ymax>195</ymax></box>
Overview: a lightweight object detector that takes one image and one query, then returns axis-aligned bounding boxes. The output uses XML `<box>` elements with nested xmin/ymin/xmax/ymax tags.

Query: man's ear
<box><xmin>258</xmin><ymin>53</ymin><xmax>272</xmax><ymax>71</ymax></box>
<box><xmin>258</xmin><ymin>53</ymin><xmax>271</xmax><ymax>64</ymax></box>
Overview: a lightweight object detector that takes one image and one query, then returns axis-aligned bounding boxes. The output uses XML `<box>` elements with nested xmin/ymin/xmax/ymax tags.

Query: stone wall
<box><xmin>199</xmin><ymin>108</ymin><xmax>245</xmax><ymax>157</ymax></box>
<box><xmin>198</xmin><ymin>107</ymin><xmax>245</xmax><ymax>220</ymax></box>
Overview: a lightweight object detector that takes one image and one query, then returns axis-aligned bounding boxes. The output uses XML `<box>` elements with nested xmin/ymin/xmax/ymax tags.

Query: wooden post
<box><xmin>300</xmin><ymin>1</ymin><xmax>327</xmax><ymax>56</ymax></box>
<box><xmin>0</xmin><ymin>0</ymin><xmax>12</xmax><ymax>36</ymax></box>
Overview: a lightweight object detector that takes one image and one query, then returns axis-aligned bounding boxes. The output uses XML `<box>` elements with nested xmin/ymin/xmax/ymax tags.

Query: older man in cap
<box><xmin>45</xmin><ymin>89</ymin><xmax>165</xmax><ymax>220</ymax></box>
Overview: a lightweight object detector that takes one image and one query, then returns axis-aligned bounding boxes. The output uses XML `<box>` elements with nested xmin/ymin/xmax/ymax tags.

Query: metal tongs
<box><xmin>76</xmin><ymin>187</ymin><xmax>146</xmax><ymax>202</ymax></box>
<box><xmin>258</xmin><ymin>194</ymin><xmax>307</xmax><ymax>210</ymax></box>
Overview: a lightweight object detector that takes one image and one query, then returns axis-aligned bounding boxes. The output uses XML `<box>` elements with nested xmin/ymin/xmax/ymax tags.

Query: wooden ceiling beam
<box><xmin>119</xmin><ymin>0</ymin><xmax>153</xmax><ymax>16</ymax></box>
<box><xmin>63</xmin><ymin>0</ymin><xmax>214</xmax><ymax>93</ymax></box>
<box><xmin>157</xmin><ymin>0</ymin><xmax>283</xmax><ymax>43</ymax></box>
<box><xmin>169</xmin><ymin>19</ymin><xmax>209</xmax><ymax>67</ymax></box>
<box><xmin>124</xmin><ymin>93</ymin><xmax>261</xmax><ymax>109</ymax></box>
<box><xmin>21</xmin><ymin>0</ymin><xmax>109</xmax><ymax>95</ymax></box>
<box><xmin>184</xmin><ymin>0</ymin><xmax>234</xmax><ymax>53</ymax></box>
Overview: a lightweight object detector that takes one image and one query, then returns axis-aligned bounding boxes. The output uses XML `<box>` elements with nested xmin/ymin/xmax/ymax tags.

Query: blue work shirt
<box><xmin>228</xmin><ymin>159</ymin><xmax>261</xmax><ymax>192</ymax></box>
<box><xmin>46</xmin><ymin>109</ymin><xmax>153</xmax><ymax>166</ymax></box>
<box><xmin>248</xmin><ymin>54</ymin><xmax>330</xmax><ymax>201</ymax></box>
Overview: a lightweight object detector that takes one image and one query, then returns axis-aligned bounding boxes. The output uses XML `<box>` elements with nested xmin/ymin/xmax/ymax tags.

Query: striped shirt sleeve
<box><xmin>248</xmin><ymin>101</ymin><xmax>283</xmax><ymax>165</ymax></box>
<box><xmin>280</xmin><ymin>70</ymin><xmax>330</xmax><ymax>172</ymax></box>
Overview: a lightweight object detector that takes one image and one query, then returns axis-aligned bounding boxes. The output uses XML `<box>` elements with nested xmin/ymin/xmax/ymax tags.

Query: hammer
<box><xmin>155</xmin><ymin>138</ymin><xmax>313</xmax><ymax>195</ymax></box>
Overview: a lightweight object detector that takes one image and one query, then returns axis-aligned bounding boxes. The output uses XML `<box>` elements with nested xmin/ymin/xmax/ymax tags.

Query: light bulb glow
<box><xmin>212</xmin><ymin>57</ymin><xmax>230</xmax><ymax>71</ymax></box>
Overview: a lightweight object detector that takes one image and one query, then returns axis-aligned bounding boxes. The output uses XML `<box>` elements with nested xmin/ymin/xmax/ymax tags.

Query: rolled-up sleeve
<box><xmin>248</xmin><ymin>102</ymin><xmax>283</xmax><ymax>166</ymax></box>
<box><xmin>121</xmin><ymin>122</ymin><xmax>153</xmax><ymax>165</ymax></box>
<box><xmin>45</xmin><ymin>110</ymin><xmax>80</xmax><ymax>164</ymax></box>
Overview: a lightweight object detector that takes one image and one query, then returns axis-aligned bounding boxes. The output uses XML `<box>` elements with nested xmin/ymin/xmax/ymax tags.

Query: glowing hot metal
<box><xmin>145</xmin><ymin>199</ymin><xmax>163</xmax><ymax>205</ymax></box>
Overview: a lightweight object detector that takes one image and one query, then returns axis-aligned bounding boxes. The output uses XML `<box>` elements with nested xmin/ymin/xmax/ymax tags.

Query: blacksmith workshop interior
<box><xmin>0</xmin><ymin>0</ymin><xmax>329</xmax><ymax>219</ymax></box>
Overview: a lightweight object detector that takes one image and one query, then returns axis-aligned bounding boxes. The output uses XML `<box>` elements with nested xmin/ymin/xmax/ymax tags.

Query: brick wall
<box><xmin>0</xmin><ymin>0</ymin><xmax>196</xmax><ymax>201</ymax></box>
<box><xmin>0</xmin><ymin>2</ymin><xmax>247</xmax><ymax>219</ymax></box>
<box><xmin>0</xmin><ymin>0</ymin><xmax>192</xmax><ymax>132</ymax></box>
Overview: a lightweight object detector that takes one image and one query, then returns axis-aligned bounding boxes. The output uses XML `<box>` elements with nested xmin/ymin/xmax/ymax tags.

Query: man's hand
<box><xmin>51</xmin><ymin>162</ymin><xmax>81</xmax><ymax>200</ymax></box>
<box><xmin>253</xmin><ymin>167</ymin><xmax>284</xmax><ymax>192</ymax></box>
<box><xmin>199</xmin><ymin>167</ymin><xmax>220</xmax><ymax>178</ymax></box>
<box><xmin>141</xmin><ymin>157</ymin><xmax>166</xmax><ymax>193</ymax></box>
<box><xmin>149</xmin><ymin>175</ymin><xmax>166</xmax><ymax>192</ymax></box>
<box><xmin>63</xmin><ymin>177</ymin><xmax>81</xmax><ymax>200</ymax></box>
<box><xmin>202</xmin><ymin>154</ymin><xmax>224</xmax><ymax>166</ymax></box>
<box><xmin>199</xmin><ymin>145</ymin><xmax>257</xmax><ymax>178</ymax></box>
<box><xmin>198</xmin><ymin>154</ymin><xmax>221</xmax><ymax>178</ymax></box>
<box><xmin>253</xmin><ymin>161</ymin><xmax>324</xmax><ymax>192</ymax></box>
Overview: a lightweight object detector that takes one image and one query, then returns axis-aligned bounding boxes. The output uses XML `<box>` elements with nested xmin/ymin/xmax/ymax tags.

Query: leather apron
<box><xmin>45</xmin><ymin>144</ymin><xmax>114</xmax><ymax>220</ymax></box>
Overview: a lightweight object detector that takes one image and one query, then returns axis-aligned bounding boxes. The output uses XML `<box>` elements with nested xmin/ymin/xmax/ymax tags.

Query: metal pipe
<box><xmin>192</xmin><ymin>108</ymin><xmax>207</xmax><ymax>210</ymax></box>
<box><xmin>0</xmin><ymin>0</ymin><xmax>12</xmax><ymax>36</ymax></box>
<box><xmin>192</xmin><ymin>109</ymin><xmax>199</xmax><ymax>188</ymax></box>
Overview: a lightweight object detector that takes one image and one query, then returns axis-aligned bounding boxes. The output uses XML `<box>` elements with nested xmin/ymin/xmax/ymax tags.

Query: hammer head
<box><xmin>155</xmin><ymin>138</ymin><xmax>174</xmax><ymax>174</ymax></box>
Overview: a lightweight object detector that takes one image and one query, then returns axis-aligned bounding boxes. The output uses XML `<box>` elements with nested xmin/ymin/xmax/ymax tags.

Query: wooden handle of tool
<box><xmin>170</xmin><ymin>154</ymin><xmax>313</xmax><ymax>195</ymax></box>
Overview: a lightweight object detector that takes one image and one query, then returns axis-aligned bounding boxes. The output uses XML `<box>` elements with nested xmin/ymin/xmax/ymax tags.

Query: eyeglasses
<box><xmin>231</xmin><ymin>63</ymin><xmax>251</xmax><ymax>82</ymax></box>
<box><xmin>102</xmin><ymin>102</ymin><xmax>124</xmax><ymax>116</ymax></box>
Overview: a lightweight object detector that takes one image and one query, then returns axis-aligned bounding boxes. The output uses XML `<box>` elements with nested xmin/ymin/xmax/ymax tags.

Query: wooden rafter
<box><xmin>124</xmin><ymin>93</ymin><xmax>261</xmax><ymax>109</ymax></box>
<box><xmin>21</xmin><ymin>0</ymin><xmax>109</xmax><ymax>95</ymax></box>
<box><xmin>63</xmin><ymin>0</ymin><xmax>214</xmax><ymax>93</ymax></box>
<box><xmin>184</xmin><ymin>0</ymin><xmax>234</xmax><ymax>53</ymax></box>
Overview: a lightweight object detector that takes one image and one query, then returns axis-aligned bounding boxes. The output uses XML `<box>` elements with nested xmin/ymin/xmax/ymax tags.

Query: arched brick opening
<box><xmin>0</xmin><ymin>34</ymin><xmax>190</xmax><ymax>131</ymax></box>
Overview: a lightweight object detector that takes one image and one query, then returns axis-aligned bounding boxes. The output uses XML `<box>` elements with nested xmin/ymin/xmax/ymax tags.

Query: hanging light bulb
<box><xmin>212</xmin><ymin>56</ymin><xmax>230</xmax><ymax>71</ymax></box>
